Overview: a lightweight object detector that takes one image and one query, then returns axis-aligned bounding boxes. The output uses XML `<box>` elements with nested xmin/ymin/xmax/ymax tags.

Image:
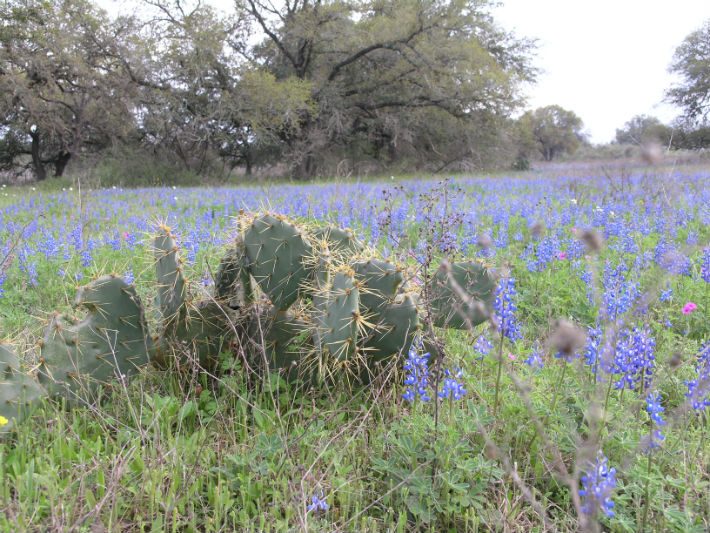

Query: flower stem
<box><xmin>493</xmin><ymin>332</ymin><xmax>505</xmax><ymax>417</ymax></box>
<box><xmin>640</xmin><ymin>444</ymin><xmax>653</xmax><ymax>532</ymax></box>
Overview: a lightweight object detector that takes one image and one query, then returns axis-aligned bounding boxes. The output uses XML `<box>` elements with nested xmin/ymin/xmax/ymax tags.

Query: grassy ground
<box><xmin>1</xmin><ymin>170</ymin><xmax>709</xmax><ymax>531</ymax></box>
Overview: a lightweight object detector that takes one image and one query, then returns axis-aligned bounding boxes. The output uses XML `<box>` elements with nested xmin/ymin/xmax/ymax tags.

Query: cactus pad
<box><xmin>155</xmin><ymin>225</ymin><xmax>187</xmax><ymax>323</ymax></box>
<box><xmin>353</xmin><ymin>259</ymin><xmax>404</xmax><ymax>317</ymax></box>
<box><xmin>0</xmin><ymin>344</ymin><xmax>46</xmax><ymax>434</ymax></box>
<box><xmin>158</xmin><ymin>302</ymin><xmax>230</xmax><ymax>369</ymax></box>
<box><xmin>321</xmin><ymin>269</ymin><xmax>360</xmax><ymax>360</ymax></box>
<box><xmin>214</xmin><ymin>235</ymin><xmax>253</xmax><ymax>309</ymax></box>
<box><xmin>38</xmin><ymin>275</ymin><xmax>153</xmax><ymax>402</ymax></box>
<box><xmin>365</xmin><ymin>293</ymin><xmax>420</xmax><ymax>360</ymax></box>
<box><xmin>312</xmin><ymin>226</ymin><xmax>364</xmax><ymax>257</ymax></box>
<box><xmin>244</xmin><ymin>214</ymin><xmax>313</xmax><ymax>310</ymax></box>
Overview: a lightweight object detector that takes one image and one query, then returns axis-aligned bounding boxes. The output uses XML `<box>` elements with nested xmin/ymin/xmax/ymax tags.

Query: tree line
<box><xmin>0</xmin><ymin>0</ymin><xmax>538</xmax><ymax>180</ymax></box>
<box><xmin>1</xmin><ymin>1</ymin><xmax>709</xmax><ymax>181</ymax></box>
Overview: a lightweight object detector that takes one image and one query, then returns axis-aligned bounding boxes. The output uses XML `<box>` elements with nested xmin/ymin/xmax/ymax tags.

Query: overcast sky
<box><xmin>494</xmin><ymin>0</ymin><xmax>710</xmax><ymax>143</ymax></box>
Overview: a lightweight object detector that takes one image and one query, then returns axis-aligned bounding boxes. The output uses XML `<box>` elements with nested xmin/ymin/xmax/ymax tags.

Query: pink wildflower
<box><xmin>682</xmin><ymin>302</ymin><xmax>697</xmax><ymax>315</ymax></box>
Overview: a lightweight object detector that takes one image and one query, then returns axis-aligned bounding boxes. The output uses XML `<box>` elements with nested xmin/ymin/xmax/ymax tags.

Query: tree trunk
<box><xmin>54</xmin><ymin>151</ymin><xmax>71</xmax><ymax>177</ymax></box>
<box><xmin>293</xmin><ymin>153</ymin><xmax>315</xmax><ymax>179</ymax></box>
<box><xmin>30</xmin><ymin>129</ymin><xmax>47</xmax><ymax>181</ymax></box>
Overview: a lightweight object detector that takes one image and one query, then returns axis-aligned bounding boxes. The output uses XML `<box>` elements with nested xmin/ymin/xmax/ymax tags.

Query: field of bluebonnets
<box><xmin>1</xmin><ymin>169</ymin><xmax>709</xmax><ymax>531</ymax></box>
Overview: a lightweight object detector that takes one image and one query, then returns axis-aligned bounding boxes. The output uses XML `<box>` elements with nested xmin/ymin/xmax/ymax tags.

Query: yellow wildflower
<box><xmin>0</xmin><ymin>415</ymin><xmax>9</xmax><ymax>428</ymax></box>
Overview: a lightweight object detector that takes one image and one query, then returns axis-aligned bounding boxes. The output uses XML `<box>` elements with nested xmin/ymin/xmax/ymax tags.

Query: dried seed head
<box><xmin>550</xmin><ymin>319</ymin><xmax>587</xmax><ymax>357</ymax></box>
<box><xmin>579</xmin><ymin>228</ymin><xmax>604</xmax><ymax>253</ymax></box>
<box><xmin>641</xmin><ymin>141</ymin><xmax>663</xmax><ymax>166</ymax></box>
<box><xmin>477</xmin><ymin>234</ymin><xmax>492</xmax><ymax>250</ymax></box>
<box><xmin>669</xmin><ymin>352</ymin><xmax>683</xmax><ymax>369</ymax></box>
<box><xmin>530</xmin><ymin>221</ymin><xmax>545</xmax><ymax>239</ymax></box>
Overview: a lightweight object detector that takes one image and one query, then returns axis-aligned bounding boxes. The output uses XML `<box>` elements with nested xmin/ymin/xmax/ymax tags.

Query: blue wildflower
<box><xmin>579</xmin><ymin>452</ymin><xmax>617</xmax><ymax>518</ymax></box>
<box><xmin>438</xmin><ymin>368</ymin><xmax>466</xmax><ymax>400</ymax></box>
<box><xmin>601</xmin><ymin>262</ymin><xmax>639</xmax><ymax>322</ymax></box>
<box><xmin>701</xmin><ymin>249</ymin><xmax>710</xmax><ymax>283</ymax></box>
<box><xmin>659</xmin><ymin>284</ymin><xmax>673</xmax><ymax>302</ymax></box>
<box><xmin>307</xmin><ymin>491</ymin><xmax>329</xmax><ymax>513</ymax></box>
<box><xmin>685</xmin><ymin>343</ymin><xmax>710</xmax><ymax>411</ymax></box>
<box><xmin>473</xmin><ymin>335</ymin><xmax>493</xmax><ymax>360</ymax></box>
<box><xmin>602</xmin><ymin>326</ymin><xmax>656</xmax><ymax>391</ymax></box>
<box><xmin>494</xmin><ymin>277</ymin><xmax>522</xmax><ymax>342</ymax></box>
<box><xmin>524</xmin><ymin>344</ymin><xmax>544</xmax><ymax>370</ymax></box>
<box><xmin>643</xmin><ymin>392</ymin><xmax>666</xmax><ymax>452</ymax></box>
<box><xmin>403</xmin><ymin>346</ymin><xmax>431</xmax><ymax>402</ymax></box>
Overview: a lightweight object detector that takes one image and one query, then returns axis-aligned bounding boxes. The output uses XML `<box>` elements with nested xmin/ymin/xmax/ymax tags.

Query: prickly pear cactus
<box><xmin>155</xmin><ymin>224</ymin><xmax>186</xmax><ymax>324</ymax></box>
<box><xmin>365</xmin><ymin>293</ymin><xmax>420</xmax><ymax>360</ymax></box>
<box><xmin>353</xmin><ymin>259</ymin><xmax>404</xmax><ymax>317</ymax></box>
<box><xmin>430</xmin><ymin>261</ymin><xmax>497</xmax><ymax>329</ymax></box>
<box><xmin>311</xmin><ymin>249</ymin><xmax>332</xmax><ymax>351</ymax></box>
<box><xmin>321</xmin><ymin>268</ymin><xmax>360</xmax><ymax>360</ymax></box>
<box><xmin>0</xmin><ymin>344</ymin><xmax>46</xmax><ymax>434</ymax></box>
<box><xmin>244</xmin><ymin>214</ymin><xmax>313</xmax><ymax>310</ymax></box>
<box><xmin>169</xmin><ymin>302</ymin><xmax>232</xmax><ymax>369</ymax></box>
<box><xmin>214</xmin><ymin>234</ymin><xmax>253</xmax><ymax>309</ymax></box>
<box><xmin>38</xmin><ymin>275</ymin><xmax>153</xmax><ymax>402</ymax></box>
<box><xmin>312</xmin><ymin>226</ymin><xmax>364</xmax><ymax>257</ymax></box>
<box><xmin>258</xmin><ymin>307</ymin><xmax>311</xmax><ymax>377</ymax></box>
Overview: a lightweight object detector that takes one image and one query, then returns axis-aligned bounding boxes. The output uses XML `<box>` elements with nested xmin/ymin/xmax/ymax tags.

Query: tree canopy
<box><xmin>614</xmin><ymin>115</ymin><xmax>672</xmax><ymax>147</ymax></box>
<box><xmin>516</xmin><ymin>105</ymin><xmax>585</xmax><ymax>162</ymax></box>
<box><xmin>667</xmin><ymin>19</ymin><xmax>710</xmax><ymax>124</ymax></box>
<box><xmin>0</xmin><ymin>0</ymin><xmax>538</xmax><ymax>180</ymax></box>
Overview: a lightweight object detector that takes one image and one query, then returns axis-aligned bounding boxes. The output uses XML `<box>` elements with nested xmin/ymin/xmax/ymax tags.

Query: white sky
<box><xmin>104</xmin><ymin>0</ymin><xmax>710</xmax><ymax>144</ymax></box>
<box><xmin>494</xmin><ymin>0</ymin><xmax>710</xmax><ymax>143</ymax></box>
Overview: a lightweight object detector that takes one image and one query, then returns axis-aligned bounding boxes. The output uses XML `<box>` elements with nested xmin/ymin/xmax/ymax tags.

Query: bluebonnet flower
<box><xmin>438</xmin><ymin>368</ymin><xmax>466</xmax><ymax>400</ymax></box>
<box><xmin>686</xmin><ymin>230</ymin><xmax>698</xmax><ymax>246</ymax></box>
<box><xmin>524</xmin><ymin>344</ymin><xmax>544</xmax><ymax>370</ymax></box>
<box><xmin>25</xmin><ymin>262</ymin><xmax>38</xmax><ymax>287</ymax></box>
<box><xmin>659</xmin><ymin>284</ymin><xmax>673</xmax><ymax>302</ymax></box>
<box><xmin>579</xmin><ymin>452</ymin><xmax>617</xmax><ymax>518</ymax></box>
<box><xmin>654</xmin><ymin>238</ymin><xmax>671</xmax><ymax>266</ymax></box>
<box><xmin>70</xmin><ymin>225</ymin><xmax>83</xmax><ymax>251</ymax></box>
<box><xmin>307</xmin><ymin>491</ymin><xmax>329</xmax><ymax>513</ymax></box>
<box><xmin>0</xmin><ymin>273</ymin><xmax>5</xmax><ymax>297</ymax></box>
<box><xmin>536</xmin><ymin>236</ymin><xmax>559</xmax><ymax>270</ymax></box>
<box><xmin>643</xmin><ymin>392</ymin><xmax>666</xmax><ymax>452</ymax></box>
<box><xmin>583</xmin><ymin>326</ymin><xmax>603</xmax><ymax>369</ymax></box>
<box><xmin>81</xmin><ymin>249</ymin><xmax>93</xmax><ymax>268</ymax></box>
<box><xmin>494</xmin><ymin>277</ymin><xmax>522</xmax><ymax>342</ymax></box>
<box><xmin>493</xmin><ymin>227</ymin><xmax>508</xmax><ymax>250</ymax></box>
<box><xmin>37</xmin><ymin>231</ymin><xmax>61</xmax><ymax>259</ymax></box>
<box><xmin>124</xmin><ymin>270</ymin><xmax>135</xmax><ymax>285</ymax></box>
<box><xmin>403</xmin><ymin>346</ymin><xmax>431</xmax><ymax>402</ymax></box>
<box><xmin>579</xmin><ymin>268</ymin><xmax>594</xmax><ymax>305</ymax></box>
<box><xmin>473</xmin><ymin>335</ymin><xmax>493</xmax><ymax>360</ymax></box>
<box><xmin>701</xmin><ymin>249</ymin><xmax>710</xmax><ymax>283</ymax></box>
<box><xmin>603</xmin><ymin>326</ymin><xmax>656</xmax><ymax>391</ymax></box>
<box><xmin>107</xmin><ymin>232</ymin><xmax>122</xmax><ymax>251</ymax></box>
<box><xmin>659</xmin><ymin>248</ymin><xmax>691</xmax><ymax>276</ymax></box>
<box><xmin>646</xmin><ymin>392</ymin><xmax>666</xmax><ymax>426</ymax></box>
<box><xmin>686</xmin><ymin>343</ymin><xmax>710</xmax><ymax>411</ymax></box>
<box><xmin>601</xmin><ymin>262</ymin><xmax>639</xmax><ymax>322</ymax></box>
<box><xmin>565</xmin><ymin>238</ymin><xmax>586</xmax><ymax>260</ymax></box>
